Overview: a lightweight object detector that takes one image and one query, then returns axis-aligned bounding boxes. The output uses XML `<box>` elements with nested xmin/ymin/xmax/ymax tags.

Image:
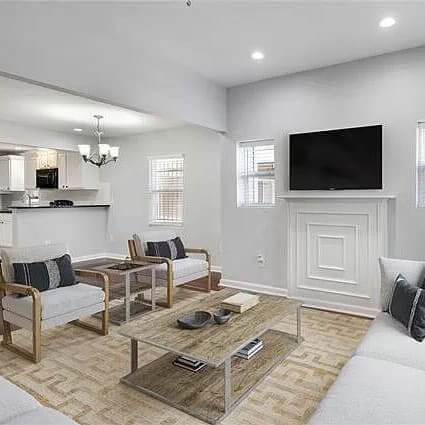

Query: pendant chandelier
<box><xmin>78</xmin><ymin>115</ymin><xmax>119</xmax><ymax>167</ymax></box>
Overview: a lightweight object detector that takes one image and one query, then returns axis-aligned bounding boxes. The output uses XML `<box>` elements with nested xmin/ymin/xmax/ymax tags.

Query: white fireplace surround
<box><xmin>279</xmin><ymin>194</ymin><xmax>395</xmax><ymax>317</ymax></box>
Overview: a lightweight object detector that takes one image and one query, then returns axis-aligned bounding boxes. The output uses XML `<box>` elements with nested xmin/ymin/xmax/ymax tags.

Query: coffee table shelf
<box><xmin>121</xmin><ymin>329</ymin><xmax>298</xmax><ymax>424</ymax></box>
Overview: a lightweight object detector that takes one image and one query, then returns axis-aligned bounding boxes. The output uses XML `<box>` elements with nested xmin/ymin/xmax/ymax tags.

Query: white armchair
<box><xmin>128</xmin><ymin>231</ymin><xmax>210</xmax><ymax>308</ymax></box>
<box><xmin>0</xmin><ymin>244</ymin><xmax>109</xmax><ymax>363</ymax></box>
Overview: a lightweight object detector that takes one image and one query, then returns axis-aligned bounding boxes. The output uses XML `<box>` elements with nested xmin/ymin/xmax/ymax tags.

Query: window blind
<box><xmin>149</xmin><ymin>155</ymin><xmax>184</xmax><ymax>225</ymax></box>
<box><xmin>417</xmin><ymin>122</ymin><xmax>425</xmax><ymax>207</ymax></box>
<box><xmin>237</xmin><ymin>140</ymin><xmax>275</xmax><ymax>207</ymax></box>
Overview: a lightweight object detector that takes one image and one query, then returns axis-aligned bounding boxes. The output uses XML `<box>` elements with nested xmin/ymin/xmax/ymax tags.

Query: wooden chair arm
<box><xmin>185</xmin><ymin>248</ymin><xmax>211</xmax><ymax>267</ymax></box>
<box><xmin>0</xmin><ymin>282</ymin><xmax>40</xmax><ymax>298</ymax></box>
<box><xmin>132</xmin><ymin>255</ymin><xmax>173</xmax><ymax>267</ymax></box>
<box><xmin>74</xmin><ymin>269</ymin><xmax>110</xmax><ymax>293</ymax></box>
<box><xmin>0</xmin><ymin>282</ymin><xmax>41</xmax><ymax>328</ymax></box>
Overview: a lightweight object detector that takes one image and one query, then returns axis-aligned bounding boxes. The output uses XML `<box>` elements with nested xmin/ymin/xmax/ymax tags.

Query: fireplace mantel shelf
<box><xmin>277</xmin><ymin>193</ymin><xmax>396</xmax><ymax>200</ymax></box>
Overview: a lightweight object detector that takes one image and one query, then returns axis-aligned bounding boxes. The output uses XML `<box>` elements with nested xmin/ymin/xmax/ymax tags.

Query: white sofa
<box><xmin>0</xmin><ymin>376</ymin><xmax>76</xmax><ymax>425</ymax></box>
<box><xmin>308</xmin><ymin>258</ymin><xmax>425</xmax><ymax>425</ymax></box>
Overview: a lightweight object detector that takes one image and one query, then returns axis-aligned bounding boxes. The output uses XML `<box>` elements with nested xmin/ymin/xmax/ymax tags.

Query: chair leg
<box><xmin>2</xmin><ymin>319</ymin><xmax>12</xmax><ymax>345</ymax></box>
<box><xmin>207</xmin><ymin>271</ymin><xmax>211</xmax><ymax>292</ymax></box>
<box><xmin>166</xmin><ymin>280</ymin><xmax>174</xmax><ymax>308</ymax></box>
<box><xmin>33</xmin><ymin>318</ymin><xmax>41</xmax><ymax>363</ymax></box>
<box><xmin>1</xmin><ymin>320</ymin><xmax>42</xmax><ymax>363</ymax></box>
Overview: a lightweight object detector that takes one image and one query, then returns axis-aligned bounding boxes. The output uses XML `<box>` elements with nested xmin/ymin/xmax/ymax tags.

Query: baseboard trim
<box><xmin>219</xmin><ymin>279</ymin><xmax>379</xmax><ymax>318</ymax></box>
<box><xmin>73</xmin><ymin>252</ymin><xmax>126</xmax><ymax>263</ymax></box>
<box><xmin>219</xmin><ymin>279</ymin><xmax>288</xmax><ymax>297</ymax></box>
<box><xmin>299</xmin><ymin>297</ymin><xmax>379</xmax><ymax>318</ymax></box>
<box><xmin>73</xmin><ymin>252</ymin><xmax>222</xmax><ymax>274</ymax></box>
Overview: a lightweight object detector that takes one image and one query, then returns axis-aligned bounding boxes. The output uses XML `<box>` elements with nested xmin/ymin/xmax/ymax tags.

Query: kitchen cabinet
<box><xmin>0</xmin><ymin>156</ymin><xmax>25</xmax><ymax>192</ymax></box>
<box><xmin>58</xmin><ymin>151</ymin><xmax>99</xmax><ymax>190</ymax></box>
<box><xmin>37</xmin><ymin>150</ymin><xmax>57</xmax><ymax>169</ymax></box>
<box><xmin>0</xmin><ymin>214</ymin><xmax>13</xmax><ymax>247</ymax></box>
<box><xmin>24</xmin><ymin>152</ymin><xmax>38</xmax><ymax>190</ymax></box>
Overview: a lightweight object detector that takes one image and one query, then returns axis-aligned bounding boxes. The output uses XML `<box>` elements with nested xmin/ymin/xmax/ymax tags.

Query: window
<box><xmin>237</xmin><ymin>140</ymin><xmax>275</xmax><ymax>207</ymax></box>
<box><xmin>417</xmin><ymin>122</ymin><xmax>425</xmax><ymax>207</ymax></box>
<box><xmin>149</xmin><ymin>155</ymin><xmax>184</xmax><ymax>225</ymax></box>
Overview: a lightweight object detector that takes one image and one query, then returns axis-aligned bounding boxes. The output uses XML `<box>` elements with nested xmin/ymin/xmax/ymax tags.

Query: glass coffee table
<box><xmin>95</xmin><ymin>261</ymin><xmax>157</xmax><ymax>325</ymax></box>
<box><xmin>119</xmin><ymin>289</ymin><xmax>302</xmax><ymax>424</ymax></box>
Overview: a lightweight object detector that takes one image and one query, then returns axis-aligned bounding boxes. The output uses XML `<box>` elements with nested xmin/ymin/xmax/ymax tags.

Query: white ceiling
<box><xmin>0</xmin><ymin>76</ymin><xmax>183</xmax><ymax>137</ymax></box>
<box><xmin>3</xmin><ymin>1</ymin><xmax>425</xmax><ymax>87</ymax></box>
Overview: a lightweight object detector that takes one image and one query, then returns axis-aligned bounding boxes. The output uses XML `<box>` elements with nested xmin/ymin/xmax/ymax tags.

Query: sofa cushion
<box><xmin>0</xmin><ymin>377</ymin><xmax>40</xmax><ymax>424</ymax></box>
<box><xmin>308</xmin><ymin>355</ymin><xmax>425</xmax><ymax>425</ymax></box>
<box><xmin>0</xmin><ymin>244</ymin><xmax>68</xmax><ymax>283</ymax></box>
<box><xmin>355</xmin><ymin>312</ymin><xmax>425</xmax><ymax>371</ymax></box>
<box><xmin>13</xmin><ymin>254</ymin><xmax>77</xmax><ymax>293</ymax></box>
<box><xmin>4</xmin><ymin>407</ymin><xmax>77</xmax><ymax>425</ymax></box>
<box><xmin>379</xmin><ymin>256</ymin><xmax>425</xmax><ymax>311</ymax></box>
<box><xmin>2</xmin><ymin>283</ymin><xmax>104</xmax><ymax>320</ymax></box>
<box><xmin>138</xmin><ymin>257</ymin><xmax>207</xmax><ymax>281</ymax></box>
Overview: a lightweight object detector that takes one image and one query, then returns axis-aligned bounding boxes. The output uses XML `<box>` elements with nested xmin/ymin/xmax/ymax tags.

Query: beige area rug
<box><xmin>0</xmin><ymin>288</ymin><xmax>371</xmax><ymax>425</ymax></box>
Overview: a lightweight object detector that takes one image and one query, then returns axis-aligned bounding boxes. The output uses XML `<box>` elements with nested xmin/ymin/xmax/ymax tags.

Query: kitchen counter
<box><xmin>9</xmin><ymin>204</ymin><xmax>111</xmax><ymax>210</ymax></box>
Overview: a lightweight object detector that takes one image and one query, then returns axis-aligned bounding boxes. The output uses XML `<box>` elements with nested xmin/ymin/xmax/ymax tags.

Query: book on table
<box><xmin>235</xmin><ymin>338</ymin><xmax>264</xmax><ymax>360</ymax></box>
<box><xmin>173</xmin><ymin>356</ymin><xmax>207</xmax><ymax>372</ymax></box>
<box><xmin>220</xmin><ymin>292</ymin><xmax>259</xmax><ymax>313</ymax></box>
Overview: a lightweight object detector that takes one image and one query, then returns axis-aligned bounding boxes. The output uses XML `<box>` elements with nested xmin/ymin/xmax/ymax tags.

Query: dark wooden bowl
<box><xmin>213</xmin><ymin>308</ymin><xmax>232</xmax><ymax>324</ymax></box>
<box><xmin>177</xmin><ymin>311</ymin><xmax>212</xmax><ymax>329</ymax></box>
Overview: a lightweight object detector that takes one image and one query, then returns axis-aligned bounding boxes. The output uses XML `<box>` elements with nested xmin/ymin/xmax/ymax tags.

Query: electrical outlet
<box><xmin>257</xmin><ymin>254</ymin><xmax>265</xmax><ymax>268</ymax></box>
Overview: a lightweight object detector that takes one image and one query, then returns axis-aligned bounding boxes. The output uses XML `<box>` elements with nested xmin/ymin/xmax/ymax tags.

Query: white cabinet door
<box><xmin>9</xmin><ymin>157</ymin><xmax>25</xmax><ymax>191</ymax></box>
<box><xmin>0</xmin><ymin>159</ymin><xmax>10</xmax><ymax>191</ymax></box>
<box><xmin>25</xmin><ymin>153</ymin><xmax>38</xmax><ymax>189</ymax></box>
<box><xmin>57</xmin><ymin>152</ymin><xmax>68</xmax><ymax>190</ymax></box>
<box><xmin>57</xmin><ymin>151</ymin><xmax>100</xmax><ymax>190</ymax></box>
<box><xmin>80</xmin><ymin>158</ymin><xmax>100</xmax><ymax>189</ymax></box>
<box><xmin>66</xmin><ymin>151</ymin><xmax>83</xmax><ymax>189</ymax></box>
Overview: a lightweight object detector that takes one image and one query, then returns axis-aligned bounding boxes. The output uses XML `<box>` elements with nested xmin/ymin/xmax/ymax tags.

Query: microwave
<box><xmin>36</xmin><ymin>168</ymin><xmax>59</xmax><ymax>189</ymax></box>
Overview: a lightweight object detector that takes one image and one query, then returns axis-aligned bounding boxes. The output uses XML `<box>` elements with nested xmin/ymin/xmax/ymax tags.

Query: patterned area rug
<box><xmin>0</xmin><ymin>288</ymin><xmax>371</xmax><ymax>425</ymax></box>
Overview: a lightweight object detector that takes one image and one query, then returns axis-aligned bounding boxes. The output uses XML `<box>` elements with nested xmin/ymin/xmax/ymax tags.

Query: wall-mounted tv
<box><xmin>289</xmin><ymin>125</ymin><xmax>382</xmax><ymax>190</ymax></box>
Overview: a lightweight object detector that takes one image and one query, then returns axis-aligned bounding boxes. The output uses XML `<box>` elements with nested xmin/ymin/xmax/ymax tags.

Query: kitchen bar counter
<box><xmin>9</xmin><ymin>204</ymin><xmax>110</xmax><ymax>210</ymax></box>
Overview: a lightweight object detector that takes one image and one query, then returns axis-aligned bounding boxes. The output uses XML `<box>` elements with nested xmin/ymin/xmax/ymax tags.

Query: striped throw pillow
<box><xmin>389</xmin><ymin>274</ymin><xmax>425</xmax><ymax>341</ymax></box>
<box><xmin>146</xmin><ymin>237</ymin><xmax>186</xmax><ymax>260</ymax></box>
<box><xmin>13</xmin><ymin>254</ymin><xmax>77</xmax><ymax>292</ymax></box>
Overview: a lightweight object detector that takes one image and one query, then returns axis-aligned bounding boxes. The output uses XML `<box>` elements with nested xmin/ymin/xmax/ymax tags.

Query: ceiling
<box><xmin>2</xmin><ymin>1</ymin><xmax>425</xmax><ymax>88</ymax></box>
<box><xmin>0</xmin><ymin>76</ymin><xmax>183</xmax><ymax>137</ymax></box>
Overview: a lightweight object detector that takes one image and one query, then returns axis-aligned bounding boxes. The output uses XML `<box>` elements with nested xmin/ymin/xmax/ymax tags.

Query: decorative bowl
<box><xmin>177</xmin><ymin>311</ymin><xmax>212</xmax><ymax>329</ymax></box>
<box><xmin>213</xmin><ymin>308</ymin><xmax>232</xmax><ymax>324</ymax></box>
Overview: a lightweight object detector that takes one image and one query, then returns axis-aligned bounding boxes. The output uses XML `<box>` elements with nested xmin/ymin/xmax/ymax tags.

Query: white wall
<box><xmin>0</xmin><ymin>3</ymin><xmax>226</xmax><ymax>132</ymax></box>
<box><xmin>101</xmin><ymin>126</ymin><xmax>223</xmax><ymax>267</ymax></box>
<box><xmin>224</xmin><ymin>46</ymin><xmax>425</xmax><ymax>289</ymax></box>
<box><xmin>0</xmin><ymin>119</ymin><xmax>89</xmax><ymax>151</ymax></box>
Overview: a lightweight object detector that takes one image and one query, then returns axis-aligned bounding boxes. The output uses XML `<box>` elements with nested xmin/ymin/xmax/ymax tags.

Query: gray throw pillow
<box><xmin>389</xmin><ymin>274</ymin><xmax>425</xmax><ymax>342</ymax></box>
<box><xmin>379</xmin><ymin>257</ymin><xmax>425</xmax><ymax>311</ymax></box>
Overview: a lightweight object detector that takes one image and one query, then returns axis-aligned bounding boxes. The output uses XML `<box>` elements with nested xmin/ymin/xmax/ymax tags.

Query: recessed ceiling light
<box><xmin>251</xmin><ymin>51</ymin><xmax>264</xmax><ymax>61</ymax></box>
<box><xmin>379</xmin><ymin>17</ymin><xmax>396</xmax><ymax>28</ymax></box>
<box><xmin>73</xmin><ymin>128</ymin><xmax>83</xmax><ymax>132</ymax></box>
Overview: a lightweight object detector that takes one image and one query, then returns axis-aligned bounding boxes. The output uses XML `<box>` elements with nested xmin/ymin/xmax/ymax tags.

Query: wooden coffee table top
<box><xmin>119</xmin><ymin>289</ymin><xmax>300</xmax><ymax>367</ymax></box>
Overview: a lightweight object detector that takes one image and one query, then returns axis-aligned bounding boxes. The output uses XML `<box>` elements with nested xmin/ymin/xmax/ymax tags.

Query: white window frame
<box><xmin>237</xmin><ymin>139</ymin><xmax>276</xmax><ymax>208</ymax></box>
<box><xmin>416</xmin><ymin>121</ymin><xmax>425</xmax><ymax>208</ymax></box>
<box><xmin>149</xmin><ymin>154</ymin><xmax>184</xmax><ymax>226</ymax></box>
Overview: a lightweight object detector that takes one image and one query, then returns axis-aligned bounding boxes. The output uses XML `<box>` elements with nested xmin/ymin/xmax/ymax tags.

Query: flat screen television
<box><xmin>289</xmin><ymin>125</ymin><xmax>382</xmax><ymax>190</ymax></box>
